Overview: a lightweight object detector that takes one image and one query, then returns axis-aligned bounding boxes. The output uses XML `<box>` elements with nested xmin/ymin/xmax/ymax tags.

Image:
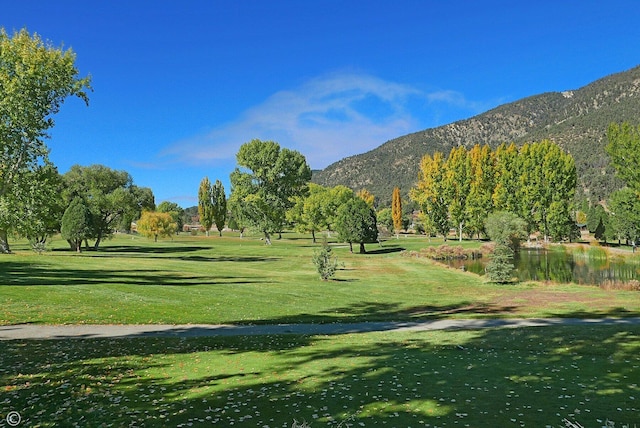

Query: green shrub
<box><xmin>312</xmin><ymin>239</ymin><xmax>338</xmax><ymax>280</ymax></box>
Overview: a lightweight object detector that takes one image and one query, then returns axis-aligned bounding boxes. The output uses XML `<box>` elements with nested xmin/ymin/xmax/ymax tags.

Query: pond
<box><xmin>445</xmin><ymin>247</ymin><xmax>640</xmax><ymax>286</ymax></box>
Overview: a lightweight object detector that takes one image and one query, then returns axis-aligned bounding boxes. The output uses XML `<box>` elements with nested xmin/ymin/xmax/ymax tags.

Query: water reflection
<box><xmin>446</xmin><ymin>248</ymin><xmax>640</xmax><ymax>285</ymax></box>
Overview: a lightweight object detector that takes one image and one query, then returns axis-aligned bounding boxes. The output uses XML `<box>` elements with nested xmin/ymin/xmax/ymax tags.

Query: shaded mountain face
<box><xmin>312</xmin><ymin>66</ymin><xmax>640</xmax><ymax>206</ymax></box>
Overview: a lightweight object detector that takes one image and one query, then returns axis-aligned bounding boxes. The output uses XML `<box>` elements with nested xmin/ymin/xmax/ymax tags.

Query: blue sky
<box><xmin>4</xmin><ymin>1</ymin><xmax>640</xmax><ymax>207</ymax></box>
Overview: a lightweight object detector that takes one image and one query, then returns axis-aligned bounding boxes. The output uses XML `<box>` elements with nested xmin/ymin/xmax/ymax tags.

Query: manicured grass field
<box><xmin>1</xmin><ymin>325</ymin><xmax>638</xmax><ymax>427</ymax></box>
<box><xmin>1</xmin><ymin>233</ymin><xmax>639</xmax><ymax>325</ymax></box>
<box><xmin>2</xmin><ymin>233</ymin><xmax>640</xmax><ymax>426</ymax></box>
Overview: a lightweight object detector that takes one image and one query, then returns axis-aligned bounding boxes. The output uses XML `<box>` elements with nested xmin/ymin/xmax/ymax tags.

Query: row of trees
<box><xmin>197</xmin><ymin>139</ymin><xmax>378</xmax><ymax>253</ymax></box>
<box><xmin>410</xmin><ymin>141</ymin><xmax>577</xmax><ymax>242</ymax></box>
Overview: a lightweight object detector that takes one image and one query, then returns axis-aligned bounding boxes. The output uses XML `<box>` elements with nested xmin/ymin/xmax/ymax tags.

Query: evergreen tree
<box><xmin>198</xmin><ymin>177</ymin><xmax>214</xmax><ymax>236</ymax></box>
<box><xmin>61</xmin><ymin>197</ymin><xmax>91</xmax><ymax>253</ymax></box>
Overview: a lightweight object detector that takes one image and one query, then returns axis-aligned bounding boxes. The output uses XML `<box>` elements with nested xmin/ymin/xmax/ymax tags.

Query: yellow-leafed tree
<box><xmin>137</xmin><ymin>211</ymin><xmax>177</xmax><ymax>242</ymax></box>
<box><xmin>391</xmin><ymin>187</ymin><xmax>403</xmax><ymax>234</ymax></box>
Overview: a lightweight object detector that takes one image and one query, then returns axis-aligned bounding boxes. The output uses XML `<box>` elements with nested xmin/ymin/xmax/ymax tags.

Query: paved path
<box><xmin>1</xmin><ymin>317</ymin><xmax>639</xmax><ymax>340</ymax></box>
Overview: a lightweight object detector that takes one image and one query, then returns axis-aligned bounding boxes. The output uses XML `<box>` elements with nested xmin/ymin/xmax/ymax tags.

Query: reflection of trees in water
<box><xmin>459</xmin><ymin>248</ymin><xmax>639</xmax><ymax>285</ymax></box>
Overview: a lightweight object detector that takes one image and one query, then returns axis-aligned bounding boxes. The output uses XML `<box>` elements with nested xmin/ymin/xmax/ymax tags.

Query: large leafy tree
<box><xmin>443</xmin><ymin>146</ymin><xmax>470</xmax><ymax>241</ymax></box>
<box><xmin>14</xmin><ymin>164</ymin><xmax>65</xmax><ymax>249</ymax></box>
<box><xmin>157</xmin><ymin>201</ymin><xmax>184</xmax><ymax>233</ymax></box>
<box><xmin>608</xmin><ymin>187</ymin><xmax>640</xmax><ymax>245</ymax></box>
<box><xmin>606</xmin><ymin>122</ymin><xmax>640</xmax><ymax>194</ymax></box>
<box><xmin>63</xmin><ymin>165</ymin><xmax>153</xmax><ymax>249</ymax></box>
<box><xmin>287</xmin><ymin>183</ymin><xmax>330</xmax><ymax>243</ymax></box>
<box><xmin>335</xmin><ymin>196</ymin><xmax>378</xmax><ymax>254</ymax></box>
<box><xmin>212</xmin><ymin>179</ymin><xmax>227</xmax><ymax>236</ymax></box>
<box><xmin>230</xmin><ymin>139</ymin><xmax>311</xmax><ymax>244</ymax></box>
<box><xmin>0</xmin><ymin>28</ymin><xmax>91</xmax><ymax>253</ymax></box>
<box><xmin>465</xmin><ymin>144</ymin><xmax>494</xmax><ymax>239</ymax></box>
<box><xmin>410</xmin><ymin>151</ymin><xmax>450</xmax><ymax>240</ymax></box>
<box><xmin>492</xmin><ymin>143</ymin><xmax>520</xmax><ymax>213</ymax></box>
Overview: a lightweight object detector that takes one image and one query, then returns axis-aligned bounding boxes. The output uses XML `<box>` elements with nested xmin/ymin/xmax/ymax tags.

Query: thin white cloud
<box><xmin>160</xmin><ymin>72</ymin><xmax>483</xmax><ymax>169</ymax></box>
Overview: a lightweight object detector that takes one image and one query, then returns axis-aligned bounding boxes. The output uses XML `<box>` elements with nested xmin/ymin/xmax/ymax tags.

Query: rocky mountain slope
<box><xmin>312</xmin><ymin>65</ymin><xmax>640</xmax><ymax>206</ymax></box>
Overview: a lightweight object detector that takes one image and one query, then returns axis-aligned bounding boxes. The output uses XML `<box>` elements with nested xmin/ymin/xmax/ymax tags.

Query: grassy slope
<box><xmin>1</xmin><ymin>233</ymin><xmax>639</xmax><ymax>325</ymax></box>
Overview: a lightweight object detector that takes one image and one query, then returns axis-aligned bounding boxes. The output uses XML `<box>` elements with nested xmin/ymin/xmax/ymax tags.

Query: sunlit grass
<box><xmin>1</xmin><ymin>233</ymin><xmax>640</xmax><ymax>325</ymax></box>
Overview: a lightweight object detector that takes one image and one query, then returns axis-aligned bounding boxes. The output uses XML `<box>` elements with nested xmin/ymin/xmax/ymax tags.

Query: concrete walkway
<box><xmin>2</xmin><ymin>317</ymin><xmax>639</xmax><ymax>340</ymax></box>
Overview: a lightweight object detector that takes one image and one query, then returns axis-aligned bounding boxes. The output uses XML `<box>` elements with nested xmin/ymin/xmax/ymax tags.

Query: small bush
<box><xmin>312</xmin><ymin>239</ymin><xmax>338</xmax><ymax>280</ymax></box>
<box><xmin>486</xmin><ymin>243</ymin><xmax>515</xmax><ymax>283</ymax></box>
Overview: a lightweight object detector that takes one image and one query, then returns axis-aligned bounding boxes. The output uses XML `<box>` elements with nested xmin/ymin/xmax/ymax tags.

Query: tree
<box><xmin>443</xmin><ymin>146</ymin><xmax>470</xmax><ymax>241</ymax></box>
<box><xmin>492</xmin><ymin>143</ymin><xmax>520</xmax><ymax>213</ymax></box>
<box><xmin>61</xmin><ymin>197</ymin><xmax>91</xmax><ymax>252</ymax></box>
<box><xmin>608</xmin><ymin>187</ymin><xmax>640</xmax><ymax>245</ymax></box>
<box><xmin>485</xmin><ymin>243</ymin><xmax>515</xmax><ymax>284</ymax></box>
<box><xmin>63</xmin><ymin>165</ymin><xmax>152</xmax><ymax>249</ymax></box>
<box><xmin>0</xmin><ymin>28</ymin><xmax>91</xmax><ymax>253</ymax></box>
<box><xmin>157</xmin><ymin>201</ymin><xmax>184</xmax><ymax>234</ymax></box>
<box><xmin>484</xmin><ymin>211</ymin><xmax>527</xmax><ymax>284</ymax></box>
<box><xmin>410</xmin><ymin>151</ymin><xmax>451</xmax><ymax>240</ymax></box>
<box><xmin>212</xmin><ymin>179</ymin><xmax>227</xmax><ymax>236</ymax></box>
<box><xmin>287</xmin><ymin>183</ymin><xmax>329</xmax><ymax>243</ymax></box>
<box><xmin>376</xmin><ymin>208</ymin><xmax>394</xmax><ymax>233</ymax></box>
<box><xmin>198</xmin><ymin>177</ymin><xmax>214</xmax><ymax>236</ymax></box>
<box><xmin>606</xmin><ymin>122</ymin><xmax>640</xmax><ymax>193</ymax></box>
<box><xmin>465</xmin><ymin>145</ymin><xmax>494</xmax><ymax>239</ymax></box>
<box><xmin>137</xmin><ymin>211</ymin><xmax>177</xmax><ymax>242</ymax></box>
<box><xmin>14</xmin><ymin>164</ymin><xmax>65</xmax><ymax>250</ymax></box>
<box><xmin>230</xmin><ymin>139</ymin><xmax>311</xmax><ymax>244</ymax></box>
<box><xmin>312</xmin><ymin>238</ymin><xmax>338</xmax><ymax>280</ymax></box>
<box><xmin>484</xmin><ymin>211</ymin><xmax>528</xmax><ymax>253</ymax></box>
<box><xmin>227</xmin><ymin>196</ymin><xmax>248</xmax><ymax>238</ymax></box>
<box><xmin>357</xmin><ymin>189</ymin><xmax>375</xmax><ymax>209</ymax></box>
<box><xmin>335</xmin><ymin>196</ymin><xmax>378</xmax><ymax>254</ymax></box>
<box><xmin>391</xmin><ymin>187</ymin><xmax>403</xmax><ymax>235</ymax></box>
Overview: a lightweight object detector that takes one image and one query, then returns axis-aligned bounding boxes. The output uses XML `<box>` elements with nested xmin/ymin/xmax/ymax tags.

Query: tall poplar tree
<box><xmin>0</xmin><ymin>29</ymin><xmax>91</xmax><ymax>253</ymax></box>
<box><xmin>198</xmin><ymin>177</ymin><xmax>214</xmax><ymax>236</ymax></box>
<box><xmin>492</xmin><ymin>143</ymin><xmax>520</xmax><ymax>213</ymax></box>
<box><xmin>410</xmin><ymin>152</ymin><xmax>450</xmax><ymax>240</ymax></box>
<box><xmin>212</xmin><ymin>179</ymin><xmax>227</xmax><ymax>236</ymax></box>
<box><xmin>391</xmin><ymin>187</ymin><xmax>403</xmax><ymax>234</ymax></box>
<box><xmin>444</xmin><ymin>146</ymin><xmax>471</xmax><ymax>241</ymax></box>
<box><xmin>465</xmin><ymin>144</ymin><xmax>495</xmax><ymax>239</ymax></box>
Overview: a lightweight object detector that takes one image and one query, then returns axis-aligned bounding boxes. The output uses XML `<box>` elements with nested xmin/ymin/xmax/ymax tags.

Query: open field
<box><xmin>2</xmin><ymin>233</ymin><xmax>640</xmax><ymax>426</ymax></box>
<box><xmin>1</xmin><ymin>325</ymin><xmax>638</xmax><ymax>427</ymax></box>
<box><xmin>1</xmin><ymin>233</ymin><xmax>640</xmax><ymax>326</ymax></box>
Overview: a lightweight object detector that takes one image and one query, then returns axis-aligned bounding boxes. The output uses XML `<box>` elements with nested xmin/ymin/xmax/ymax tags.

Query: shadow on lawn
<box><xmin>228</xmin><ymin>301</ymin><xmax>522</xmax><ymax>326</ymax></box>
<box><xmin>1</xmin><ymin>322</ymin><xmax>638</xmax><ymax>426</ymax></box>
<box><xmin>0</xmin><ymin>262</ymin><xmax>266</xmax><ymax>287</ymax></box>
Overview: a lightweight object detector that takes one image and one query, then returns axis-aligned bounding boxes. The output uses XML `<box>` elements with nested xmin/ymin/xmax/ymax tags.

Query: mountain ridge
<box><xmin>312</xmin><ymin>65</ymin><xmax>640</xmax><ymax>206</ymax></box>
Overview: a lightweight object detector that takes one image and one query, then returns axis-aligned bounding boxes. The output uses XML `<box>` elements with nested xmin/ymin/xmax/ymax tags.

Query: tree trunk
<box><xmin>459</xmin><ymin>222</ymin><xmax>463</xmax><ymax>242</ymax></box>
<box><xmin>311</xmin><ymin>230</ymin><xmax>316</xmax><ymax>243</ymax></box>
<box><xmin>359</xmin><ymin>242</ymin><xmax>366</xmax><ymax>254</ymax></box>
<box><xmin>348</xmin><ymin>242</ymin><xmax>353</xmax><ymax>253</ymax></box>
<box><xmin>0</xmin><ymin>229</ymin><xmax>11</xmax><ymax>254</ymax></box>
<box><xmin>264</xmin><ymin>231</ymin><xmax>272</xmax><ymax>245</ymax></box>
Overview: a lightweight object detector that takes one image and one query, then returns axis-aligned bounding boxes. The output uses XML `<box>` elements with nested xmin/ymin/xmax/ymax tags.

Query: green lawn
<box><xmin>2</xmin><ymin>233</ymin><xmax>640</xmax><ymax>427</ymax></box>
<box><xmin>1</xmin><ymin>233</ymin><xmax>639</xmax><ymax>325</ymax></box>
<box><xmin>1</xmin><ymin>325</ymin><xmax>638</xmax><ymax>427</ymax></box>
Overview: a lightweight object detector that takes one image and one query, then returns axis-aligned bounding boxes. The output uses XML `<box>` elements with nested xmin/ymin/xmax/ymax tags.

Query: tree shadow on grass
<box><xmin>0</xmin><ymin>262</ymin><xmax>267</xmax><ymax>287</ymax></box>
<box><xmin>228</xmin><ymin>301</ymin><xmax>522</xmax><ymax>326</ymax></box>
<box><xmin>1</xmin><ymin>323</ymin><xmax>638</xmax><ymax>427</ymax></box>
